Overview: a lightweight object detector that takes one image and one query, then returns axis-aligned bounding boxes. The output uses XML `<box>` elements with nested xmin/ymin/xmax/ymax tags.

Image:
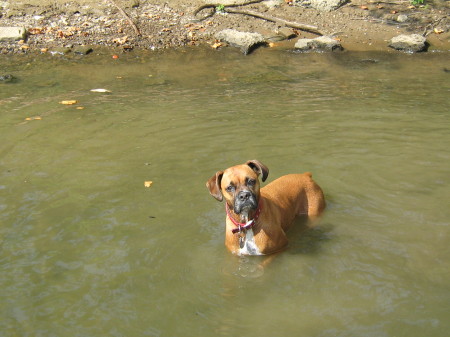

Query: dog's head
<box><xmin>206</xmin><ymin>160</ymin><xmax>269</xmax><ymax>215</ymax></box>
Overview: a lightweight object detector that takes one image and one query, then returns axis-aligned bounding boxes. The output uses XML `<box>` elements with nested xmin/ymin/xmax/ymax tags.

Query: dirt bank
<box><xmin>0</xmin><ymin>0</ymin><xmax>449</xmax><ymax>54</ymax></box>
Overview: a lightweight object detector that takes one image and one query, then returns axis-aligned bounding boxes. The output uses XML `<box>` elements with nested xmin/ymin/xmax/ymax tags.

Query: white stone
<box><xmin>215</xmin><ymin>29</ymin><xmax>266</xmax><ymax>54</ymax></box>
<box><xmin>0</xmin><ymin>27</ymin><xmax>27</xmax><ymax>42</ymax></box>
<box><xmin>389</xmin><ymin>34</ymin><xmax>428</xmax><ymax>53</ymax></box>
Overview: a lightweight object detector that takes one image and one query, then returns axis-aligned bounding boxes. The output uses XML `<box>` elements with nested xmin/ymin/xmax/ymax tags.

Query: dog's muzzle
<box><xmin>234</xmin><ymin>190</ymin><xmax>257</xmax><ymax>214</ymax></box>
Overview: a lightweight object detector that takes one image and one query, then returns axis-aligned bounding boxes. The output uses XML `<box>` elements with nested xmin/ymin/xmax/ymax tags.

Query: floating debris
<box><xmin>90</xmin><ymin>88</ymin><xmax>111</xmax><ymax>93</ymax></box>
<box><xmin>60</xmin><ymin>100</ymin><xmax>78</xmax><ymax>105</ymax></box>
<box><xmin>25</xmin><ymin>116</ymin><xmax>42</xmax><ymax>121</ymax></box>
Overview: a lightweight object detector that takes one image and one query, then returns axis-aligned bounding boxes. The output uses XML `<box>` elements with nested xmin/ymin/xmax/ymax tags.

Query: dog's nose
<box><xmin>238</xmin><ymin>190</ymin><xmax>251</xmax><ymax>201</ymax></box>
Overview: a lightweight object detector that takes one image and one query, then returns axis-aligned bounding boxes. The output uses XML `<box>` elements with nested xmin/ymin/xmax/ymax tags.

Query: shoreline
<box><xmin>1</xmin><ymin>0</ymin><xmax>449</xmax><ymax>55</ymax></box>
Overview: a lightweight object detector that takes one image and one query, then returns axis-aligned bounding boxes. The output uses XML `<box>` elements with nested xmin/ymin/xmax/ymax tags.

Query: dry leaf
<box><xmin>76</xmin><ymin>106</ymin><xmax>85</xmax><ymax>110</ymax></box>
<box><xmin>144</xmin><ymin>181</ymin><xmax>153</xmax><ymax>188</ymax></box>
<box><xmin>113</xmin><ymin>35</ymin><xmax>128</xmax><ymax>45</ymax></box>
<box><xmin>28</xmin><ymin>27</ymin><xmax>45</xmax><ymax>35</ymax></box>
<box><xmin>25</xmin><ymin>116</ymin><xmax>42</xmax><ymax>121</ymax></box>
<box><xmin>360</xmin><ymin>5</ymin><xmax>368</xmax><ymax>10</ymax></box>
<box><xmin>60</xmin><ymin>100</ymin><xmax>78</xmax><ymax>105</ymax></box>
<box><xmin>434</xmin><ymin>28</ymin><xmax>444</xmax><ymax>34</ymax></box>
<box><xmin>211</xmin><ymin>40</ymin><xmax>224</xmax><ymax>49</ymax></box>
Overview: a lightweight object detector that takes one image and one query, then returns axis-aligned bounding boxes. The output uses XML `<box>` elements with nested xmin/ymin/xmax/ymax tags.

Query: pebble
<box><xmin>397</xmin><ymin>14</ymin><xmax>408</xmax><ymax>23</ymax></box>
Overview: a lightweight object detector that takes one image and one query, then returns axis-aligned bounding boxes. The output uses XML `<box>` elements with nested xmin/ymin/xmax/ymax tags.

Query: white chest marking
<box><xmin>238</xmin><ymin>229</ymin><xmax>263</xmax><ymax>256</ymax></box>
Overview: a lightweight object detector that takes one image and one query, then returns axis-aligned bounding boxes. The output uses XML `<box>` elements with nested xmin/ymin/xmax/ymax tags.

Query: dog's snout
<box><xmin>238</xmin><ymin>190</ymin><xmax>251</xmax><ymax>201</ymax></box>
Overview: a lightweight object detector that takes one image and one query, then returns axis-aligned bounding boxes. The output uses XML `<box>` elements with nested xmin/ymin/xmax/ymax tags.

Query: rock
<box><xmin>73</xmin><ymin>45</ymin><xmax>93</xmax><ymax>55</ymax></box>
<box><xmin>0</xmin><ymin>27</ymin><xmax>27</xmax><ymax>42</ymax></box>
<box><xmin>50</xmin><ymin>47</ymin><xmax>72</xmax><ymax>55</ymax></box>
<box><xmin>266</xmin><ymin>34</ymin><xmax>287</xmax><ymax>42</ymax></box>
<box><xmin>396</xmin><ymin>14</ymin><xmax>408</xmax><ymax>23</ymax></box>
<box><xmin>264</xmin><ymin>0</ymin><xmax>283</xmax><ymax>9</ymax></box>
<box><xmin>278</xmin><ymin>27</ymin><xmax>296</xmax><ymax>39</ymax></box>
<box><xmin>295</xmin><ymin>36</ymin><xmax>343</xmax><ymax>52</ymax></box>
<box><xmin>0</xmin><ymin>74</ymin><xmax>16</xmax><ymax>83</ymax></box>
<box><xmin>293</xmin><ymin>0</ymin><xmax>347</xmax><ymax>12</ymax></box>
<box><xmin>388</xmin><ymin>34</ymin><xmax>428</xmax><ymax>53</ymax></box>
<box><xmin>266</xmin><ymin>28</ymin><xmax>296</xmax><ymax>42</ymax></box>
<box><xmin>215</xmin><ymin>29</ymin><xmax>266</xmax><ymax>55</ymax></box>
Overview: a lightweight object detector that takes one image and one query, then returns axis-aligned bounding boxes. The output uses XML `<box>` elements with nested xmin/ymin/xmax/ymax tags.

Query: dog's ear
<box><xmin>206</xmin><ymin>171</ymin><xmax>224</xmax><ymax>201</ymax></box>
<box><xmin>246</xmin><ymin>160</ymin><xmax>269</xmax><ymax>182</ymax></box>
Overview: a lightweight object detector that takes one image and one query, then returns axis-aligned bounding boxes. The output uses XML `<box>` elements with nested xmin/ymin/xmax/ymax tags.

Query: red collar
<box><xmin>226</xmin><ymin>199</ymin><xmax>263</xmax><ymax>234</ymax></box>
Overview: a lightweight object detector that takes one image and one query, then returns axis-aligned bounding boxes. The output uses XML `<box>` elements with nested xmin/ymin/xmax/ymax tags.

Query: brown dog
<box><xmin>206</xmin><ymin>160</ymin><xmax>325</xmax><ymax>255</ymax></box>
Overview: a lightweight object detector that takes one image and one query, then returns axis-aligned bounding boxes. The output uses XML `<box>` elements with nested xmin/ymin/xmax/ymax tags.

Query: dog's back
<box><xmin>261</xmin><ymin>173</ymin><xmax>325</xmax><ymax>231</ymax></box>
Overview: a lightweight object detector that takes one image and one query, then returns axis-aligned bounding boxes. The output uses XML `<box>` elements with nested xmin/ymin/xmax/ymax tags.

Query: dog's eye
<box><xmin>225</xmin><ymin>185</ymin><xmax>235</xmax><ymax>193</ymax></box>
<box><xmin>247</xmin><ymin>179</ymin><xmax>256</xmax><ymax>187</ymax></box>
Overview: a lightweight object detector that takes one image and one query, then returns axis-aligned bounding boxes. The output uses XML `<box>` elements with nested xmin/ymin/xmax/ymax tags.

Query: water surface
<box><xmin>1</xmin><ymin>48</ymin><xmax>449</xmax><ymax>337</ymax></box>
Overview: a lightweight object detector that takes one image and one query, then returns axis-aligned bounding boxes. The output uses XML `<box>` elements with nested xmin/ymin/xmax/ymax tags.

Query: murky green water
<box><xmin>1</xmin><ymin>48</ymin><xmax>449</xmax><ymax>337</ymax></box>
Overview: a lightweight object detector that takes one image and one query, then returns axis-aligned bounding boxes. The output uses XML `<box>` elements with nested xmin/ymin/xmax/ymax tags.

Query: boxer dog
<box><xmin>206</xmin><ymin>160</ymin><xmax>325</xmax><ymax>255</ymax></box>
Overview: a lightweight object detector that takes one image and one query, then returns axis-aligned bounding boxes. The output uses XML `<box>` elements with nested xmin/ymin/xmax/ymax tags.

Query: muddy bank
<box><xmin>0</xmin><ymin>0</ymin><xmax>449</xmax><ymax>54</ymax></box>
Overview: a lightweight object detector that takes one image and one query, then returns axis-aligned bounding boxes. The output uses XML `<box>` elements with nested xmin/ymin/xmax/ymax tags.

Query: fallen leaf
<box><xmin>211</xmin><ymin>41</ymin><xmax>224</xmax><ymax>49</ymax></box>
<box><xmin>90</xmin><ymin>89</ymin><xmax>111</xmax><ymax>93</ymax></box>
<box><xmin>25</xmin><ymin>116</ymin><xmax>42</xmax><ymax>121</ymax></box>
<box><xmin>144</xmin><ymin>181</ymin><xmax>153</xmax><ymax>188</ymax></box>
<box><xmin>76</xmin><ymin>106</ymin><xmax>85</xmax><ymax>110</ymax></box>
<box><xmin>360</xmin><ymin>5</ymin><xmax>368</xmax><ymax>10</ymax></box>
<box><xmin>60</xmin><ymin>100</ymin><xmax>78</xmax><ymax>105</ymax></box>
<box><xmin>434</xmin><ymin>28</ymin><xmax>444</xmax><ymax>34</ymax></box>
<box><xmin>113</xmin><ymin>35</ymin><xmax>128</xmax><ymax>45</ymax></box>
<box><xmin>28</xmin><ymin>27</ymin><xmax>44</xmax><ymax>35</ymax></box>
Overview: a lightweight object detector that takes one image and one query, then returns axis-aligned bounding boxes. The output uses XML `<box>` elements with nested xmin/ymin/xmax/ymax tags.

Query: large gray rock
<box><xmin>388</xmin><ymin>34</ymin><xmax>428</xmax><ymax>53</ymax></box>
<box><xmin>215</xmin><ymin>29</ymin><xmax>266</xmax><ymax>55</ymax></box>
<box><xmin>294</xmin><ymin>0</ymin><xmax>347</xmax><ymax>12</ymax></box>
<box><xmin>0</xmin><ymin>27</ymin><xmax>27</xmax><ymax>42</ymax></box>
<box><xmin>295</xmin><ymin>36</ymin><xmax>343</xmax><ymax>52</ymax></box>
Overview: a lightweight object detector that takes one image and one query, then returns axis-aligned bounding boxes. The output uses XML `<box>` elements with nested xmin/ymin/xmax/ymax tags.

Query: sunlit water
<box><xmin>1</xmin><ymin>48</ymin><xmax>449</xmax><ymax>337</ymax></box>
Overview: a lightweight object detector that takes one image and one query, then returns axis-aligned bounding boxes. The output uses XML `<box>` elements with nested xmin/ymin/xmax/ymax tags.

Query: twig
<box><xmin>193</xmin><ymin>0</ymin><xmax>264</xmax><ymax>16</ymax></box>
<box><xmin>108</xmin><ymin>0</ymin><xmax>141</xmax><ymax>36</ymax></box>
<box><xmin>225</xmin><ymin>8</ymin><xmax>324</xmax><ymax>35</ymax></box>
<box><xmin>193</xmin><ymin>1</ymin><xmax>324</xmax><ymax>36</ymax></box>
